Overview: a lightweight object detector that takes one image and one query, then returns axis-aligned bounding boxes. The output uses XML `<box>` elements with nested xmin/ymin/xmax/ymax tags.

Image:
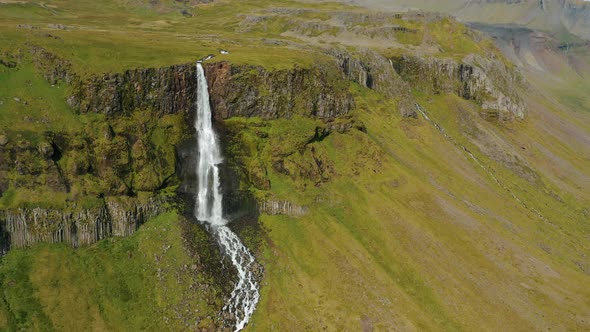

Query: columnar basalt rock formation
<box><xmin>258</xmin><ymin>200</ymin><xmax>308</xmax><ymax>217</ymax></box>
<box><xmin>0</xmin><ymin>197</ymin><xmax>164</xmax><ymax>250</ymax></box>
<box><xmin>69</xmin><ymin>64</ymin><xmax>199</xmax><ymax>116</ymax></box>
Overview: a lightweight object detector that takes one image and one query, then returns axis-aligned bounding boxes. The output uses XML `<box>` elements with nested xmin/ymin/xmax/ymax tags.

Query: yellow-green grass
<box><xmin>0</xmin><ymin>0</ymin><xmax>510</xmax><ymax>76</ymax></box>
<box><xmin>0</xmin><ymin>64</ymin><xmax>81</xmax><ymax>141</ymax></box>
<box><xmin>414</xmin><ymin>94</ymin><xmax>589</xmax><ymax>262</ymax></box>
<box><xmin>234</xmin><ymin>85</ymin><xmax>590</xmax><ymax>331</ymax></box>
<box><xmin>0</xmin><ymin>0</ymin><xmax>347</xmax><ymax>75</ymax></box>
<box><xmin>0</xmin><ymin>212</ymin><xmax>223</xmax><ymax>331</ymax></box>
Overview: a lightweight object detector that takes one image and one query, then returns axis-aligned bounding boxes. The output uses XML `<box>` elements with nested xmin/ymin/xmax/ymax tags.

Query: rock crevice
<box><xmin>328</xmin><ymin>48</ymin><xmax>417</xmax><ymax>117</ymax></box>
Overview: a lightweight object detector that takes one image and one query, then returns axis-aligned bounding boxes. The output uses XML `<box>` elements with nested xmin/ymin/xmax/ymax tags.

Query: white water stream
<box><xmin>195</xmin><ymin>62</ymin><xmax>260</xmax><ymax>331</ymax></box>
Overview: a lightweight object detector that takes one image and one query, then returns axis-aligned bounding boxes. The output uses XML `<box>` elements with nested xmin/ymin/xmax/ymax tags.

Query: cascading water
<box><xmin>194</xmin><ymin>62</ymin><xmax>260</xmax><ymax>331</ymax></box>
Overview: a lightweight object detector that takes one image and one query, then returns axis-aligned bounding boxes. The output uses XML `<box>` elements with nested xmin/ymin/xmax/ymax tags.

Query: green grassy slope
<box><xmin>0</xmin><ymin>212</ymin><xmax>226</xmax><ymax>331</ymax></box>
<box><xmin>229</xmin><ymin>89</ymin><xmax>590</xmax><ymax>331</ymax></box>
<box><xmin>0</xmin><ymin>0</ymin><xmax>331</xmax><ymax>75</ymax></box>
<box><xmin>0</xmin><ymin>64</ymin><xmax>78</xmax><ymax>137</ymax></box>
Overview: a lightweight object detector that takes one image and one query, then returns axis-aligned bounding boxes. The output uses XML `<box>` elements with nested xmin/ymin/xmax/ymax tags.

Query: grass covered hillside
<box><xmin>0</xmin><ymin>212</ymin><xmax>229</xmax><ymax>331</ymax></box>
<box><xmin>225</xmin><ymin>91</ymin><xmax>590</xmax><ymax>330</ymax></box>
<box><xmin>1</xmin><ymin>0</ymin><xmax>590</xmax><ymax>331</ymax></box>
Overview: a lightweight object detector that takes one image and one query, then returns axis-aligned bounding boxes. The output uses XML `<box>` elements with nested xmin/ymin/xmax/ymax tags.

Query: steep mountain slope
<box><xmin>0</xmin><ymin>0</ymin><xmax>589</xmax><ymax>331</ymax></box>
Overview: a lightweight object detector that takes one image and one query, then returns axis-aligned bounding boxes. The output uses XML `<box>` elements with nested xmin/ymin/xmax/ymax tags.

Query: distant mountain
<box><xmin>346</xmin><ymin>0</ymin><xmax>590</xmax><ymax>40</ymax></box>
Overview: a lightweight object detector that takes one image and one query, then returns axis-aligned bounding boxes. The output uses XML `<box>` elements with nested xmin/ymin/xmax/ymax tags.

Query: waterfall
<box><xmin>194</xmin><ymin>62</ymin><xmax>260</xmax><ymax>331</ymax></box>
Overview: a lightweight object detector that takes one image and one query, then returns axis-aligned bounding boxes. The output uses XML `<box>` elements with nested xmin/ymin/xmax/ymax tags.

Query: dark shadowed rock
<box><xmin>205</xmin><ymin>61</ymin><xmax>355</xmax><ymax>120</ymax></box>
<box><xmin>71</xmin><ymin>64</ymin><xmax>198</xmax><ymax>116</ymax></box>
<box><xmin>69</xmin><ymin>60</ymin><xmax>354</xmax><ymax>121</ymax></box>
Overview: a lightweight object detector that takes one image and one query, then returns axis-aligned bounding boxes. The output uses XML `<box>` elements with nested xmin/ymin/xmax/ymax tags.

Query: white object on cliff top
<box><xmin>220</xmin><ymin>49</ymin><xmax>230</xmax><ymax>54</ymax></box>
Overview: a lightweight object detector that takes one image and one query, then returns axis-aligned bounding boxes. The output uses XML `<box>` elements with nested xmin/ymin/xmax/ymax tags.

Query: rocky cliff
<box><xmin>0</xmin><ymin>115</ymin><xmax>184</xmax><ymax>198</ymax></box>
<box><xmin>0</xmin><ymin>196</ymin><xmax>164</xmax><ymax>250</ymax></box>
<box><xmin>68</xmin><ymin>61</ymin><xmax>354</xmax><ymax>121</ymax></box>
<box><xmin>52</xmin><ymin>46</ymin><xmax>524</xmax><ymax>123</ymax></box>
<box><xmin>391</xmin><ymin>54</ymin><xmax>527</xmax><ymax>120</ymax></box>
<box><xmin>205</xmin><ymin>62</ymin><xmax>354</xmax><ymax>120</ymax></box>
<box><xmin>328</xmin><ymin>48</ymin><xmax>417</xmax><ymax>117</ymax></box>
<box><xmin>69</xmin><ymin>64</ymin><xmax>198</xmax><ymax>116</ymax></box>
<box><xmin>258</xmin><ymin>200</ymin><xmax>308</xmax><ymax>217</ymax></box>
<box><xmin>324</xmin><ymin>47</ymin><xmax>527</xmax><ymax>120</ymax></box>
<box><xmin>0</xmin><ymin>47</ymin><xmax>357</xmax><ymax>254</ymax></box>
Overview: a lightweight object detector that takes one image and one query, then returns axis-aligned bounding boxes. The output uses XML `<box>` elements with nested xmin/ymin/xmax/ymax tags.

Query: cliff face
<box><xmin>258</xmin><ymin>200</ymin><xmax>308</xmax><ymax>217</ymax></box>
<box><xmin>0</xmin><ymin>137</ymin><xmax>67</xmax><ymax>195</ymax></box>
<box><xmin>0</xmin><ymin>117</ymin><xmax>183</xmax><ymax>199</ymax></box>
<box><xmin>204</xmin><ymin>62</ymin><xmax>354</xmax><ymax>120</ymax></box>
<box><xmin>61</xmin><ymin>49</ymin><xmax>524</xmax><ymax>122</ymax></box>
<box><xmin>391</xmin><ymin>54</ymin><xmax>527</xmax><ymax>120</ymax></box>
<box><xmin>324</xmin><ymin>48</ymin><xmax>527</xmax><ymax>120</ymax></box>
<box><xmin>328</xmin><ymin>48</ymin><xmax>417</xmax><ymax>117</ymax></box>
<box><xmin>0</xmin><ymin>197</ymin><xmax>164</xmax><ymax>249</ymax></box>
<box><xmin>68</xmin><ymin>61</ymin><xmax>354</xmax><ymax>121</ymax></box>
<box><xmin>69</xmin><ymin>64</ymin><xmax>198</xmax><ymax>116</ymax></box>
<box><xmin>0</xmin><ymin>49</ymin><xmax>357</xmax><ymax>254</ymax></box>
